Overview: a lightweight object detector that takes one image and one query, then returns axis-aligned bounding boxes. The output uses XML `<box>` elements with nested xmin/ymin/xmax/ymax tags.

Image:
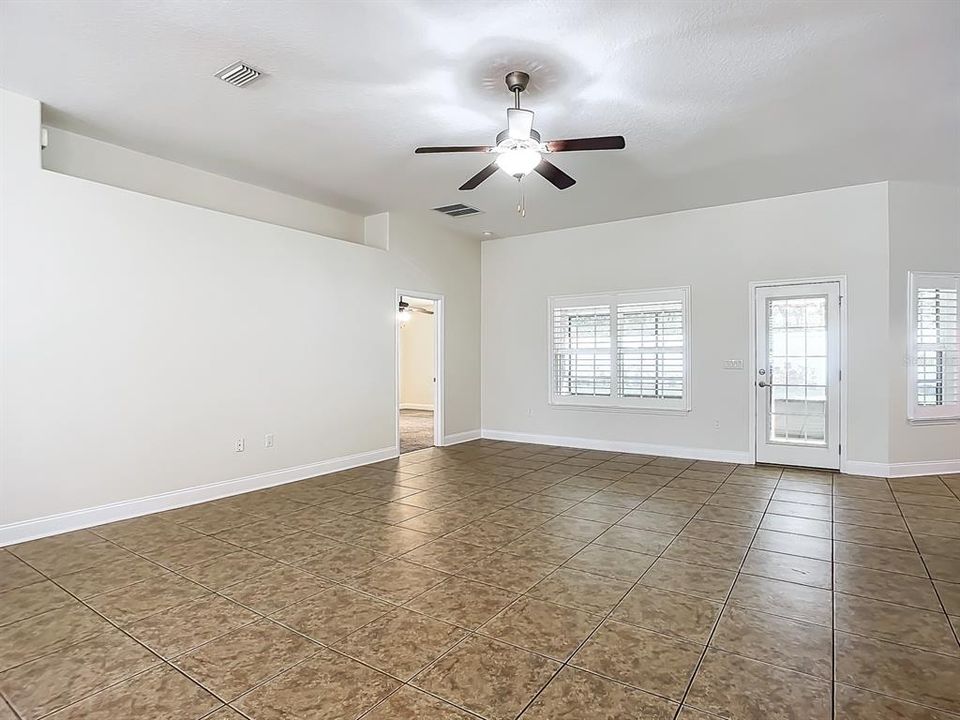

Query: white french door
<box><xmin>755</xmin><ymin>282</ymin><xmax>841</xmax><ymax>469</ymax></box>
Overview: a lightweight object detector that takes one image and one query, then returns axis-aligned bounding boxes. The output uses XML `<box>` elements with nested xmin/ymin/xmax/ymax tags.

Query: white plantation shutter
<box><xmin>910</xmin><ymin>272</ymin><xmax>960</xmax><ymax>421</ymax></box>
<box><xmin>549</xmin><ymin>288</ymin><xmax>690</xmax><ymax>411</ymax></box>
<box><xmin>618</xmin><ymin>298</ymin><xmax>685</xmax><ymax>400</ymax></box>
<box><xmin>552</xmin><ymin>302</ymin><xmax>612</xmax><ymax>398</ymax></box>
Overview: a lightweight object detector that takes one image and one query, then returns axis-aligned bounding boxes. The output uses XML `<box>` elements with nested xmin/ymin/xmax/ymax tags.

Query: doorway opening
<box><xmin>749</xmin><ymin>277</ymin><xmax>847</xmax><ymax>471</ymax></box>
<box><xmin>396</xmin><ymin>291</ymin><xmax>443</xmax><ymax>454</ymax></box>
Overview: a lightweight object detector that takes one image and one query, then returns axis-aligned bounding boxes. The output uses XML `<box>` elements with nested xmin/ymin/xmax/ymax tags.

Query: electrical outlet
<box><xmin>265</xmin><ymin>433</ymin><xmax>275</xmax><ymax>449</ymax></box>
<box><xmin>713</xmin><ymin>420</ymin><xmax>721</xmax><ymax>430</ymax></box>
<box><xmin>235</xmin><ymin>437</ymin><xmax>245</xmax><ymax>452</ymax></box>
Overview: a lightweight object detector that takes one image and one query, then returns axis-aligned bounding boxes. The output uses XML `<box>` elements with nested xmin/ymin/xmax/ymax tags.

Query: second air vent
<box><xmin>215</xmin><ymin>62</ymin><xmax>263</xmax><ymax>88</ymax></box>
<box><xmin>432</xmin><ymin>203</ymin><xmax>483</xmax><ymax>218</ymax></box>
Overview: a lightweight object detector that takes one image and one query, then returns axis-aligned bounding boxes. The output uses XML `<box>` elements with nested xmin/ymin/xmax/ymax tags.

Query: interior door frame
<box><xmin>747</xmin><ymin>275</ymin><xmax>848</xmax><ymax>472</ymax></box>
<box><xmin>395</xmin><ymin>288</ymin><xmax>444</xmax><ymax>455</ymax></box>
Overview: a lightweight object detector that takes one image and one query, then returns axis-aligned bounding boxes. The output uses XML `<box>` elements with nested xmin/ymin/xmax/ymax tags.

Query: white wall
<box><xmin>388</xmin><ymin>213</ymin><xmax>481</xmax><ymax>437</ymax></box>
<box><xmin>399</xmin><ymin>310</ymin><xmax>435</xmax><ymax>409</ymax></box>
<box><xmin>42</xmin><ymin>127</ymin><xmax>365</xmax><ymax>244</ymax></box>
<box><xmin>0</xmin><ymin>90</ymin><xmax>481</xmax><ymax>536</ymax></box>
<box><xmin>887</xmin><ymin>181</ymin><xmax>960</xmax><ymax>466</ymax></box>
<box><xmin>482</xmin><ymin>183</ymin><xmax>893</xmax><ymax>466</ymax></box>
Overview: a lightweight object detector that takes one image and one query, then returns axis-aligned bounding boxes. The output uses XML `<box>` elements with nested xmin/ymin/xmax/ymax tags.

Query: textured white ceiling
<box><xmin>1</xmin><ymin>0</ymin><xmax>957</xmax><ymax>238</ymax></box>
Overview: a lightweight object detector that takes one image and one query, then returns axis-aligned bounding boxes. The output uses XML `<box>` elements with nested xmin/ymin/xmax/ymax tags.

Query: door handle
<box><xmin>758</xmin><ymin>380</ymin><xmax>770</xmax><ymax>388</ymax></box>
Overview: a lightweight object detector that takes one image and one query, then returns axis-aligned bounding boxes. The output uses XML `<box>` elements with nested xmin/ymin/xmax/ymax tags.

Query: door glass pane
<box><xmin>767</xmin><ymin>296</ymin><xmax>828</xmax><ymax>446</ymax></box>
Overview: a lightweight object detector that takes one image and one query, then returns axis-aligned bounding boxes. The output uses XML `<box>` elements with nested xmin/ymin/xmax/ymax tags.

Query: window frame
<box><xmin>547</xmin><ymin>286</ymin><xmax>692</xmax><ymax>413</ymax></box>
<box><xmin>907</xmin><ymin>270</ymin><xmax>960</xmax><ymax>423</ymax></box>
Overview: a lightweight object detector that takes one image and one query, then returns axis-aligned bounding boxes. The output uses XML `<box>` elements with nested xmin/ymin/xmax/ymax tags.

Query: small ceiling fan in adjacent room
<box><xmin>415</xmin><ymin>70</ymin><xmax>626</xmax><ymax>212</ymax></box>
<box><xmin>398</xmin><ymin>297</ymin><xmax>434</xmax><ymax>324</ymax></box>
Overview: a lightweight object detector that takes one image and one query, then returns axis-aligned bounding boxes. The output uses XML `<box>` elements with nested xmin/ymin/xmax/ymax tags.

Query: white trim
<box><xmin>481</xmin><ymin>428</ymin><xmax>751</xmax><ymax>464</ymax></box>
<box><xmin>396</xmin><ymin>289</ymin><xmax>444</xmax><ymax>450</ymax></box>
<box><xmin>0</xmin><ymin>446</ymin><xmax>397</xmax><ymax>547</ymax></box>
<box><xmin>844</xmin><ymin>459</ymin><xmax>960</xmax><ymax>478</ymax></box>
<box><xmin>747</xmin><ymin>275</ymin><xmax>848</xmax><ymax>472</ymax></box>
<box><xmin>443</xmin><ymin>429</ymin><xmax>482</xmax><ymax>446</ymax></box>
<box><xmin>399</xmin><ymin>403</ymin><xmax>434</xmax><ymax>411</ymax></box>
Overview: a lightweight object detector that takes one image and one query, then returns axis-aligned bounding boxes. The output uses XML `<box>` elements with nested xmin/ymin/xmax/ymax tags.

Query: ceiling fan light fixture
<box><xmin>496</xmin><ymin>146</ymin><xmax>541</xmax><ymax>177</ymax></box>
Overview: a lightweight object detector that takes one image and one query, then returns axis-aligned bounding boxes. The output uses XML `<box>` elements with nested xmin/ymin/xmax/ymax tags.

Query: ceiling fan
<box><xmin>415</xmin><ymin>70</ymin><xmax>625</xmax><ymax>195</ymax></box>
<box><xmin>398</xmin><ymin>298</ymin><xmax>434</xmax><ymax>323</ymax></box>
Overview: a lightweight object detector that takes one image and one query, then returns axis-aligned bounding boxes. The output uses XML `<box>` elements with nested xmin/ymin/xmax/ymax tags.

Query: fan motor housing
<box><xmin>496</xmin><ymin>128</ymin><xmax>541</xmax><ymax>146</ymax></box>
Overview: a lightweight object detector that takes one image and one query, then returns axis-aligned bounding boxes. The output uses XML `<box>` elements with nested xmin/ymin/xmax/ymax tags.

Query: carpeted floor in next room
<box><xmin>1</xmin><ymin>439</ymin><xmax>959</xmax><ymax>719</ymax></box>
<box><xmin>399</xmin><ymin>409</ymin><xmax>434</xmax><ymax>454</ymax></box>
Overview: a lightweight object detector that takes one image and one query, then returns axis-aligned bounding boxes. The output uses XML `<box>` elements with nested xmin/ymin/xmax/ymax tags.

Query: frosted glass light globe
<box><xmin>496</xmin><ymin>147</ymin><xmax>541</xmax><ymax>177</ymax></box>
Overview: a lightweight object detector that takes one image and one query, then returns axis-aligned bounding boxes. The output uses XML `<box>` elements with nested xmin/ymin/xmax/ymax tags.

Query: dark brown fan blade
<box><xmin>415</xmin><ymin>145</ymin><xmax>493</xmax><ymax>154</ymax></box>
<box><xmin>545</xmin><ymin>136</ymin><xmax>625</xmax><ymax>152</ymax></box>
<box><xmin>459</xmin><ymin>161</ymin><xmax>499</xmax><ymax>191</ymax></box>
<box><xmin>534</xmin><ymin>159</ymin><xmax>576</xmax><ymax>190</ymax></box>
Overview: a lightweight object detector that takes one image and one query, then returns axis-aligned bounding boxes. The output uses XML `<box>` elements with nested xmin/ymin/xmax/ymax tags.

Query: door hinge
<box><xmin>839</xmin><ymin>295</ymin><xmax>843</xmax><ymax>307</ymax></box>
<box><xmin>839</xmin><ymin>370</ymin><xmax>842</xmax><ymax>381</ymax></box>
<box><xmin>839</xmin><ymin>443</ymin><xmax>842</xmax><ymax>455</ymax></box>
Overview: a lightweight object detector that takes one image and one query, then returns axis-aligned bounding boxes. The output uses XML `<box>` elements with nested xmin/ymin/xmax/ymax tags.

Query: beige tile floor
<box><xmin>2</xmin><ymin>440</ymin><xmax>960</xmax><ymax>719</ymax></box>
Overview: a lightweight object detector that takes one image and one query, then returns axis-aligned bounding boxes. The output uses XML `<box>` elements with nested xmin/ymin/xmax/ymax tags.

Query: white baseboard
<box><xmin>480</xmin><ymin>429</ymin><xmax>751</xmax><ymax>464</ymax></box>
<box><xmin>844</xmin><ymin>459</ymin><xmax>960</xmax><ymax>478</ymax></box>
<box><xmin>0</xmin><ymin>446</ymin><xmax>397</xmax><ymax>547</ymax></box>
<box><xmin>443</xmin><ymin>429</ymin><xmax>482</xmax><ymax>446</ymax></box>
<box><xmin>399</xmin><ymin>403</ymin><xmax>434</xmax><ymax>411</ymax></box>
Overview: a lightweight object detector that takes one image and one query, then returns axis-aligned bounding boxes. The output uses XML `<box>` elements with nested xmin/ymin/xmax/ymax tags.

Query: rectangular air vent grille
<box><xmin>215</xmin><ymin>62</ymin><xmax>263</xmax><ymax>87</ymax></box>
<box><xmin>432</xmin><ymin>203</ymin><xmax>483</xmax><ymax>218</ymax></box>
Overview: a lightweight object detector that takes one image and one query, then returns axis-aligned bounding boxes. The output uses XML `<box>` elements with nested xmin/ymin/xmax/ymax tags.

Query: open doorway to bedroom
<box><xmin>396</xmin><ymin>291</ymin><xmax>442</xmax><ymax>454</ymax></box>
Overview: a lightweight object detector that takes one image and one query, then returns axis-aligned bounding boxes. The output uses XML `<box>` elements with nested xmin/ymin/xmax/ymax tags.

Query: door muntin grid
<box><xmin>765</xmin><ymin>295</ymin><xmax>829</xmax><ymax>446</ymax></box>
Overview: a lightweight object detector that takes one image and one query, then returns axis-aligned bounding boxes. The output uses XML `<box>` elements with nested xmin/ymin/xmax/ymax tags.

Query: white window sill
<box><xmin>548</xmin><ymin>401</ymin><xmax>691</xmax><ymax>416</ymax></box>
<box><xmin>907</xmin><ymin>416</ymin><xmax>960</xmax><ymax>426</ymax></box>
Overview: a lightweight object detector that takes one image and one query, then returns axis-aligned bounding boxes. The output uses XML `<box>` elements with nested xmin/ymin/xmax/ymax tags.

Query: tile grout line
<box><xmin>392</xmin><ymin>453</ymin><xmax>682</xmax><ymax>719</ymax></box>
<box><xmin>3</xmin><ymin>450</ymin><xmax>680</xmax><ymax>719</ymax></box>
<box><xmin>29</xmin><ymin>445</ymin><xmax>602</xmax><ymax>720</ymax></box>
<box><xmin>831</xmin><ymin>474</ymin><xmax>837</xmax><ymax>720</ymax></box>
<box><xmin>511</xmin><ymin>460</ymin><xmax>752</xmax><ymax>720</ymax></box>
<box><xmin>4</xmin><ymin>446</ymin><xmax>522</xmax><ymax>718</ymax></box>
<box><xmin>371</xmin><ymin>447</ymin><xmax>669</xmax><ymax>719</ymax></box>
<box><xmin>500</xmin><ymin>460</ymin><xmax>702</xmax><ymax>719</ymax></box>
<box><xmin>366</xmin><ymin>453</ymin><xmax>693</xmax><ymax>718</ymax></box>
<box><xmin>669</xmin><ymin>466</ymin><xmax>786</xmax><ymax>719</ymax></box>
<box><xmin>4</xmin><ymin>482</ymin><xmax>488</xmax><ymax>715</ymax></box>
<box><xmin>886</xmin><ymin>477</ymin><xmax>960</xmax><ymax>650</ymax></box>
<box><xmin>6</xmin><ymin>448</ymin><xmax>958</xmax><ymax>719</ymax></box>
<box><xmin>831</xmin><ymin>474</ymin><xmax>960</xmax><ymax>717</ymax></box>
<box><xmin>4</xmin><ymin>553</ymin><xmax>253</xmax><ymax>719</ymax></box>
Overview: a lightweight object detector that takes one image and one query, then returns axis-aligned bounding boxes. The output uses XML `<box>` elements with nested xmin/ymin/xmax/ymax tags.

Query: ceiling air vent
<box><xmin>215</xmin><ymin>61</ymin><xmax>263</xmax><ymax>88</ymax></box>
<box><xmin>432</xmin><ymin>203</ymin><xmax>483</xmax><ymax>218</ymax></box>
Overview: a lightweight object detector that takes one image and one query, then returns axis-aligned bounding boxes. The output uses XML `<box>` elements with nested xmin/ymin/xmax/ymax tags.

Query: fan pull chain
<box><xmin>517</xmin><ymin>178</ymin><xmax>526</xmax><ymax>218</ymax></box>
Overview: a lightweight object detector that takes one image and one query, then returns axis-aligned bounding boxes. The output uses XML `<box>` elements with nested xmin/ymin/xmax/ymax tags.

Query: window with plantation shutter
<box><xmin>549</xmin><ymin>287</ymin><xmax>690</xmax><ymax>411</ymax></box>
<box><xmin>909</xmin><ymin>272</ymin><xmax>960</xmax><ymax>421</ymax></box>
